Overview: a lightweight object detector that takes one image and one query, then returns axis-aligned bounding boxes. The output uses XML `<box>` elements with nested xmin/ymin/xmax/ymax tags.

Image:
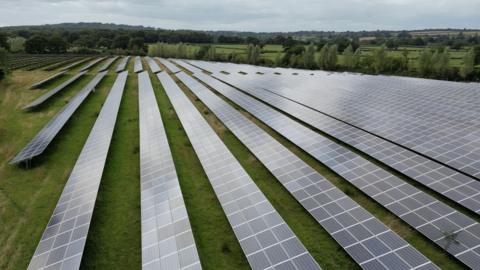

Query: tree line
<box><xmin>149</xmin><ymin>42</ymin><xmax>480</xmax><ymax>81</ymax></box>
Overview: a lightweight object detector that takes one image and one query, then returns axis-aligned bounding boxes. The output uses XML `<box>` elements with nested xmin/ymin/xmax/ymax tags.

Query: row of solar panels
<box><xmin>188</xmin><ymin>61</ymin><xmax>480</xmax><ymax>180</ymax></box>
<box><xmin>169</xmin><ymin>59</ymin><xmax>480</xmax><ymax>268</ymax></box>
<box><xmin>12</xmin><ymin>56</ymin><xmax>136</xmax><ymax>163</ymax></box>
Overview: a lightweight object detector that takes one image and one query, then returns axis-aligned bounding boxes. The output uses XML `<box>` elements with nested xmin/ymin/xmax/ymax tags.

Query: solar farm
<box><xmin>2</xmin><ymin>54</ymin><xmax>480</xmax><ymax>270</ymax></box>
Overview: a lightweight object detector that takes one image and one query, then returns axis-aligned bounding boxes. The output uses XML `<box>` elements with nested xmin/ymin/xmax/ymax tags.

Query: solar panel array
<box><xmin>30</xmin><ymin>71</ymin><xmax>67</xmax><ymax>89</ymax></box>
<box><xmin>138</xmin><ymin>71</ymin><xmax>201</xmax><ymax>270</ymax></box>
<box><xmin>197</xmin><ymin>63</ymin><xmax>480</xmax><ymax>179</ymax></box>
<box><xmin>189</xmin><ymin>70</ymin><xmax>480</xmax><ymax>269</ymax></box>
<box><xmin>79</xmin><ymin>57</ymin><xmax>106</xmax><ymax>72</ymax></box>
<box><xmin>170</xmin><ymin>59</ymin><xmax>203</xmax><ymax>74</ymax></box>
<box><xmin>27</xmin><ymin>71</ymin><xmax>128</xmax><ymax>270</ymax></box>
<box><xmin>135</xmin><ymin>56</ymin><xmax>144</xmax><ymax>73</ymax></box>
<box><xmin>157</xmin><ymin>71</ymin><xmax>321</xmax><ymax>270</ymax></box>
<box><xmin>116</xmin><ymin>56</ymin><xmax>131</xmax><ymax>73</ymax></box>
<box><xmin>206</xmin><ymin>72</ymin><xmax>480</xmax><ymax>215</ymax></box>
<box><xmin>145</xmin><ymin>57</ymin><xmax>162</xmax><ymax>74</ymax></box>
<box><xmin>24</xmin><ymin>71</ymin><xmax>88</xmax><ymax>110</ymax></box>
<box><xmin>176</xmin><ymin>72</ymin><xmax>438</xmax><ymax>270</ymax></box>
<box><xmin>98</xmin><ymin>56</ymin><xmax>119</xmax><ymax>72</ymax></box>
<box><xmin>11</xmin><ymin>71</ymin><xmax>108</xmax><ymax>164</ymax></box>
<box><xmin>158</xmin><ymin>58</ymin><xmax>181</xmax><ymax>74</ymax></box>
<box><xmin>59</xmin><ymin>58</ymin><xmax>91</xmax><ymax>72</ymax></box>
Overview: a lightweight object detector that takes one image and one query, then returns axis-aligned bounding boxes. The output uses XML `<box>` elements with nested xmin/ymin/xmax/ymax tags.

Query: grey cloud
<box><xmin>0</xmin><ymin>0</ymin><xmax>478</xmax><ymax>31</ymax></box>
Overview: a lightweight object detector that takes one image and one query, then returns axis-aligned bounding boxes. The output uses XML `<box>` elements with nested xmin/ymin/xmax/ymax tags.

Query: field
<box><xmin>0</xmin><ymin>55</ymin><xmax>478</xmax><ymax>270</ymax></box>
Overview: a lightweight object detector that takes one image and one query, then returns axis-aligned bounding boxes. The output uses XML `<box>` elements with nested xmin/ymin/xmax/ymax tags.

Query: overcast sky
<box><xmin>0</xmin><ymin>0</ymin><xmax>479</xmax><ymax>32</ymax></box>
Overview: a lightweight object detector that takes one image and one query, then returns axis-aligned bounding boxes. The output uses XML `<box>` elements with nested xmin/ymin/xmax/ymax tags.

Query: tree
<box><xmin>343</xmin><ymin>45</ymin><xmax>354</xmax><ymax>69</ymax></box>
<box><xmin>413</xmin><ymin>37</ymin><xmax>425</xmax><ymax>46</ymax></box>
<box><xmin>274</xmin><ymin>52</ymin><xmax>282</xmax><ymax>67</ymax></box>
<box><xmin>47</xmin><ymin>35</ymin><xmax>67</xmax><ymax>53</ymax></box>
<box><xmin>373</xmin><ymin>45</ymin><xmax>388</xmax><ymax>73</ymax></box>
<box><xmin>7</xmin><ymin>37</ymin><xmax>25</xmax><ymax>52</ymax></box>
<box><xmin>25</xmin><ymin>35</ymin><xmax>48</xmax><ymax>54</ymax></box>
<box><xmin>474</xmin><ymin>45</ymin><xmax>480</xmax><ymax>65</ymax></box>
<box><xmin>246</xmin><ymin>44</ymin><xmax>261</xmax><ymax>64</ymax></box>
<box><xmin>327</xmin><ymin>44</ymin><xmax>338</xmax><ymax>70</ymax></box>
<box><xmin>460</xmin><ymin>47</ymin><xmax>475</xmax><ymax>79</ymax></box>
<box><xmin>207</xmin><ymin>45</ymin><xmax>216</xmax><ymax>61</ymax></box>
<box><xmin>317</xmin><ymin>44</ymin><xmax>329</xmax><ymax>69</ymax></box>
<box><xmin>129</xmin><ymin>37</ymin><xmax>144</xmax><ymax>50</ymax></box>
<box><xmin>385</xmin><ymin>38</ymin><xmax>399</xmax><ymax>50</ymax></box>
<box><xmin>303</xmin><ymin>43</ymin><xmax>316</xmax><ymax>69</ymax></box>
<box><xmin>0</xmin><ymin>32</ymin><xmax>9</xmax><ymax>50</ymax></box>
<box><xmin>352</xmin><ymin>48</ymin><xmax>362</xmax><ymax>69</ymax></box>
<box><xmin>0</xmin><ymin>47</ymin><xmax>8</xmax><ymax>80</ymax></box>
<box><xmin>176</xmin><ymin>43</ymin><xmax>187</xmax><ymax>58</ymax></box>
<box><xmin>195</xmin><ymin>45</ymin><xmax>210</xmax><ymax>59</ymax></box>
<box><xmin>245</xmin><ymin>36</ymin><xmax>260</xmax><ymax>45</ymax></box>
<box><xmin>113</xmin><ymin>35</ymin><xmax>130</xmax><ymax>49</ymax></box>
<box><xmin>97</xmin><ymin>38</ymin><xmax>112</xmax><ymax>48</ymax></box>
<box><xmin>246</xmin><ymin>44</ymin><xmax>255</xmax><ymax>64</ymax></box>
<box><xmin>432</xmin><ymin>48</ymin><xmax>450</xmax><ymax>78</ymax></box>
<box><xmin>417</xmin><ymin>48</ymin><xmax>433</xmax><ymax>77</ymax></box>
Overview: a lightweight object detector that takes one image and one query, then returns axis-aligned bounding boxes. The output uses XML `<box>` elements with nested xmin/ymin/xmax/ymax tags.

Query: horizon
<box><xmin>0</xmin><ymin>0</ymin><xmax>479</xmax><ymax>32</ymax></box>
<box><xmin>1</xmin><ymin>22</ymin><xmax>479</xmax><ymax>35</ymax></box>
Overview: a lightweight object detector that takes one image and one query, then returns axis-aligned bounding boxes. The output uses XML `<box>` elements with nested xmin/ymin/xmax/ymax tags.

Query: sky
<box><xmin>0</xmin><ymin>0</ymin><xmax>479</xmax><ymax>32</ymax></box>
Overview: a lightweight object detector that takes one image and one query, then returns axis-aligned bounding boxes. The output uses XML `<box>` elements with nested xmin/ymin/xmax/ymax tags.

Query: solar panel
<box><xmin>134</xmin><ymin>56</ymin><xmax>144</xmax><ymax>73</ymax></box>
<box><xmin>27</xmin><ymin>71</ymin><xmax>128</xmax><ymax>270</ymax></box>
<box><xmin>138</xmin><ymin>71</ymin><xmax>201</xmax><ymax>270</ymax></box>
<box><xmin>207</xmin><ymin>72</ymin><xmax>480</xmax><ymax>215</ymax></box>
<box><xmin>30</xmin><ymin>71</ymin><xmax>67</xmax><ymax>89</ymax></box>
<box><xmin>59</xmin><ymin>58</ymin><xmax>92</xmax><ymax>72</ymax></box>
<box><xmin>189</xmin><ymin>70</ymin><xmax>480</xmax><ymax>269</ymax></box>
<box><xmin>44</xmin><ymin>57</ymin><xmax>85</xmax><ymax>71</ymax></box>
<box><xmin>98</xmin><ymin>56</ymin><xmax>119</xmax><ymax>72</ymax></box>
<box><xmin>115</xmin><ymin>56</ymin><xmax>131</xmax><ymax>73</ymax></box>
<box><xmin>145</xmin><ymin>57</ymin><xmax>162</xmax><ymax>74</ymax></box>
<box><xmin>79</xmin><ymin>57</ymin><xmax>106</xmax><ymax>72</ymax></box>
<box><xmin>24</xmin><ymin>71</ymin><xmax>88</xmax><ymax>110</ymax></box>
<box><xmin>171</xmin><ymin>59</ymin><xmax>203</xmax><ymax>74</ymax></box>
<box><xmin>10</xmin><ymin>71</ymin><xmax>108</xmax><ymax>165</ymax></box>
<box><xmin>176</xmin><ymin>71</ymin><xmax>438</xmax><ymax>270</ymax></box>
<box><xmin>157</xmin><ymin>58</ymin><xmax>181</xmax><ymax>74</ymax></box>
<box><xmin>157</xmin><ymin>71</ymin><xmax>321</xmax><ymax>270</ymax></box>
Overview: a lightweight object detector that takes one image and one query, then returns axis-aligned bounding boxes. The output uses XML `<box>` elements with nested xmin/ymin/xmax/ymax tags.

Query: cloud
<box><xmin>0</xmin><ymin>0</ymin><xmax>478</xmax><ymax>31</ymax></box>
